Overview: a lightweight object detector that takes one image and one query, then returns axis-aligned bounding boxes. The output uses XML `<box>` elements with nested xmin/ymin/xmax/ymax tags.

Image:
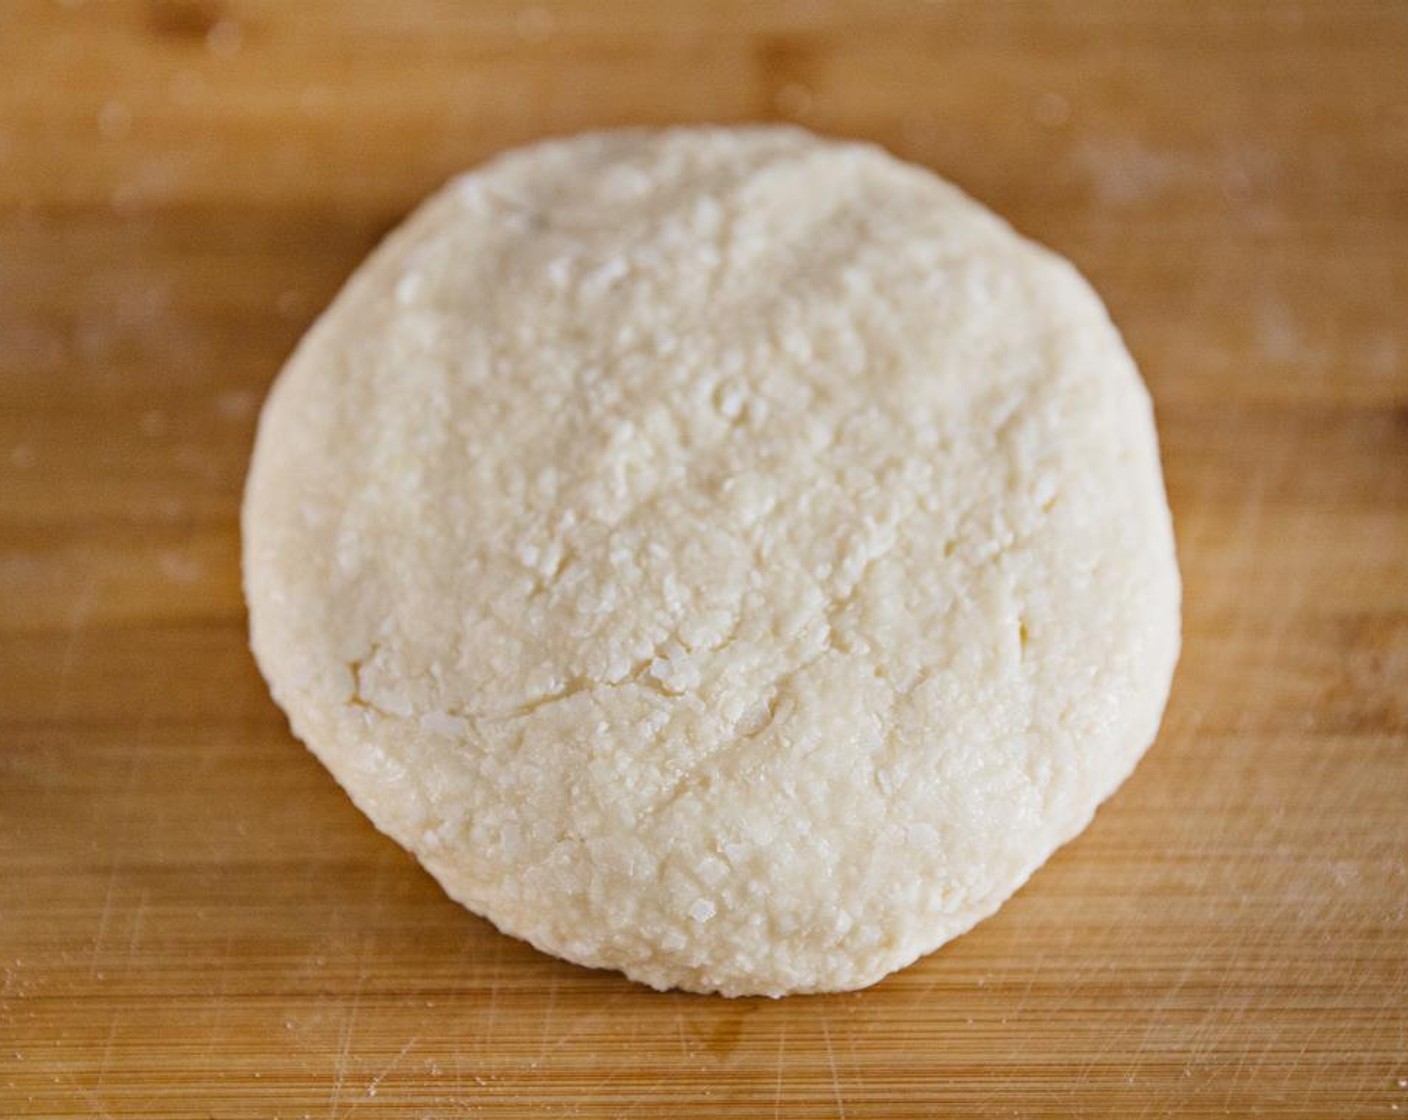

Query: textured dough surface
<box><xmin>243</xmin><ymin>126</ymin><xmax>1180</xmax><ymax>996</ymax></box>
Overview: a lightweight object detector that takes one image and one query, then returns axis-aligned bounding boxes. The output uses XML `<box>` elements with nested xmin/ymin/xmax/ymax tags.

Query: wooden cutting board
<box><xmin>2</xmin><ymin>2</ymin><xmax>1405</xmax><ymax>1116</ymax></box>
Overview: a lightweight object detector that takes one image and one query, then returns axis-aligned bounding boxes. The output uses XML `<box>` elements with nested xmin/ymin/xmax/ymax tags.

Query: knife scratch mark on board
<box><xmin>613</xmin><ymin>1073</ymin><xmax>674</xmax><ymax>1117</ymax></box>
<box><xmin>328</xmin><ymin>935</ymin><xmax>370</xmax><ymax>1119</ymax></box>
<box><xmin>94</xmin><ymin>1013</ymin><xmax>119</xmax><ymax>1094</ymax></box>
<box><xmin>125</xmin><ymin>889</ymin><xmax>149</xmax><ymax>964</ymax></box>
<box><xmin>774</xmin><ymin>1020</ymin><xmax>787</xmax><ymax>1120</ymax></box>
<box><xmin>53</xmin><ymin>569</ymin><xmax>98</xmax><ymax>720</ymax></box>
<box><xmin>1012</xmin><ymin>954</ymin><xmax>1044</xmax><ymax>1014</ymax></box>
<box><xmin>478</xmin><ymin>930</ymin><xmax>505</xmax><ymax>1066</ymax></box>
<box><xmin>540</xmin><ymin>989</ymin><xmax>628</xmax><ymax>1058</ymax></box>
<box><xmin>822</xmin><ymin>1018</ymin><xmax>847</xmax><ymax>1119</ymax></box>
<box><xmin>89</xmin><ymin>861</ymin><xmax>119</xmax><ymax>977</ymax></box>
<box><xmin>339</xmin><ymin>1033</ymin><xmax>419</xmax><ymax>1116</ymax></box>
<box><xmin>50</xmin><ymin>1068</ymin><xmax>115</xmax><ymax>1120</ymax></box>
<box><xmin>535</xmin><ymin>969</ymin><xmax>560</xmax><ymax>1060</ymax></box>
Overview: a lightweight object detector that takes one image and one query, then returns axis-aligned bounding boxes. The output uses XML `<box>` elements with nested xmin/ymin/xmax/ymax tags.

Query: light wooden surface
<box><xmin>2</xmin><ymin>2</ymin><xmax>1407</xmax><ymax>1116</ymax></box>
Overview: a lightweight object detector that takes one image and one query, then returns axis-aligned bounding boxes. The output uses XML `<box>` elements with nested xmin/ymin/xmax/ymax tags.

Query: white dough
<box><xmin>243</xmin><ymin>127</ymin><xmax>1180</xmax><ymax>996</ymax></box>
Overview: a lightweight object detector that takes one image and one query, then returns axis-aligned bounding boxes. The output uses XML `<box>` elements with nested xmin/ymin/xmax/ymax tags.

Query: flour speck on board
<box><xmin>515</xmin><ymin>6</ymin><xmax>554</xmax><ymax>41</ymax></box>
<box><xmin>1033</xmin><ymin>92</ymin><xmax>1070</xmax><ymax>128</ymax></box>
<box><xmin>206</xmin><ymin>19</ymin><xmax>243</xmax><ymax>57</ymax></box>
<box><xmin>97</xmin><ymin>100</ymin><xmax>131</xmax><ymax>141</ymax></box>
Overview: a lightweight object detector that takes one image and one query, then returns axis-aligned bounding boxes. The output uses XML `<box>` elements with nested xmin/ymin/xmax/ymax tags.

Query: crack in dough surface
<box><xmin>243</xmin><ymin>126</ymin><xmax>1180</xmax><ymax>996</ymax></box>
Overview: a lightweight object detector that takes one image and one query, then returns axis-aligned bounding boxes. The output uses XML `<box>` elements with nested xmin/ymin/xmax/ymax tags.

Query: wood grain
<box><xmin>2</xmin><ymin>2</ymin><xmax>1406</xmax><ymax>1116</ymax></box>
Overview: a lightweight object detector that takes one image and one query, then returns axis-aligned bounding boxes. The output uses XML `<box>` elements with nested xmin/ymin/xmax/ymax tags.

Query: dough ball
<box><xmin>243</xmin><ymin>127</ymin><xmax>1180</xmax><ymax>996</ymax></box>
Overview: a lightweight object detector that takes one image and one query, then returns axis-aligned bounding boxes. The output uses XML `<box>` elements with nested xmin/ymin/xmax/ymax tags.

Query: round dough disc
<box><xmin>244</xmin><ymin>127</ymin><xmax>1180</xmax><ymax>996</ymax></box>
